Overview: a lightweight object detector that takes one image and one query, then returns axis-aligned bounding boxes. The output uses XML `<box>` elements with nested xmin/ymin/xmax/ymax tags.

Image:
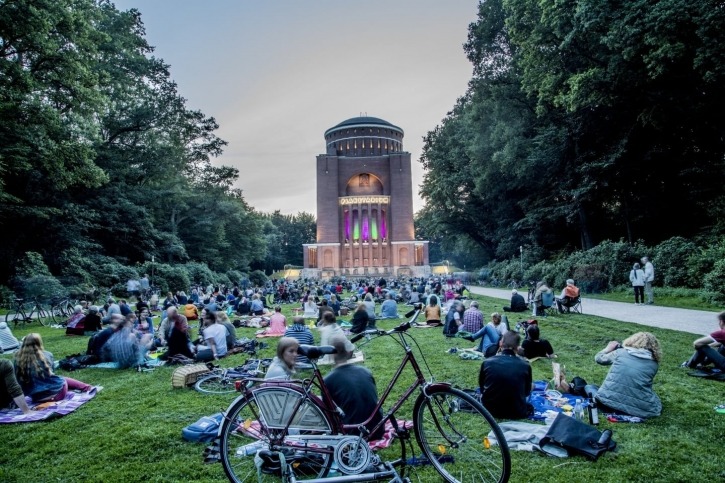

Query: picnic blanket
<box><xmin>85</xmin><ymin>358</ymin><xmax>164</xmax><ymax>369</ymax></box>
<box><xmin>528</xmin><ymin>380</ymin><xmax>589</xmax><ymax>422</ymax></box>
<box><xmin>0</xmin><ymin>386</ymin><xmax>102</xmax><ymax>423</ymax></box>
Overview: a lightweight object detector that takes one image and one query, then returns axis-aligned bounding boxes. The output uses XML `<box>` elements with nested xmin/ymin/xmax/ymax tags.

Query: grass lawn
<box><xmin>584</xmin><ymin>288</ymin><xmax>721</xmax><ymax>312</ymax></box>
<box><xmin>1</xmin><ymin>295</ymin><xmax>723</xmax><ymax>482</ymax></box>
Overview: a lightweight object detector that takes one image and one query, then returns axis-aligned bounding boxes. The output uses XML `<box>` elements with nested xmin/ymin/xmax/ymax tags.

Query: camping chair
<box><xmin>534</xmin><ymin>292</ymin><xmax>556</xmax><ymax>317</ymax></box>
<box><xmin>557</xmin><ymin>295</ymin><xmax>582</xmax><ymax>314</ymax></box>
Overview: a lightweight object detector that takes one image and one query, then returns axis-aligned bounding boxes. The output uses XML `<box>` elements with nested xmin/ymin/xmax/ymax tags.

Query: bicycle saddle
<box><xmin>298</xmin><ymin>345</ymin><xmax>336</xmax><ymax>360</ymax></box>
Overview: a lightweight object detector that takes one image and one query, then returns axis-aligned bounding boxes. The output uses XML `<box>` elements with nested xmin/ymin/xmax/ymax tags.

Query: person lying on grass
<box><xmin>586</xmin><ymin>332</ymin><xmax>662</xmax><ymax>419</ymax></box>
<box><xmin>15</xmin><ymin>333</ymin><xmax>92</xmax><ymax>402</ymax></box>
<box><xmin>682</xmin><ymin>311</ymin><xmax>725</xmax><ymax>371</ymax></box>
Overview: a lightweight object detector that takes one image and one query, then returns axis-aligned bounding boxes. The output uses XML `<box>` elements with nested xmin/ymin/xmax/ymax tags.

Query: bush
<box><xmin>226</xmin><ymin>270</ymin><xmax>244</xmax><ymax>286</ymax></box>
<box><xmin>15</xmin><ymin>275</ymin><xmax>65</xmax><ymax>302</ymax></box>
<box><xmin>141</xmin><ymin>262</ymin><xmax>190</xmax><ymax>294</ymax></box>
<box><xmin>184</xmin><ymin>262</ymin><xmax>216</xmax><ymax>286</ymax></box>
<box><xmin>15</xmin><ymin>252</ymin><xmax>52</xmax><ymax>278</ymax></box>
<box><xmin>651</xmin><ymin>237</ymin><xmax>698</xmax><ymax>288</ymax></box>
<box><xmin>248</xmin><ymin>270</ymin><xmax>268</xmax><ymax>287</ymax></box>
<box><xmin>703</xmin><ymin>259</ymin><xmax>725</xmax><ymax>304</ymax></box>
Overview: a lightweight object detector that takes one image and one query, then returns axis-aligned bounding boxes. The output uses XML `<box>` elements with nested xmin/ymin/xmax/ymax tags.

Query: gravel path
<box><xmin>469</xmin><ymin>286</ymin><xmax>718</xmax><ymax>336</ymax></box>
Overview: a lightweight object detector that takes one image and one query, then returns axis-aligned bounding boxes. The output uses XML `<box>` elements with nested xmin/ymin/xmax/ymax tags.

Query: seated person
<box><xmin>556</xmin><ymin>279</ymin><xmax>580</xmax><ymax>313</ymax></box>
<box><xmin>478</xmin><ymin>332</ymin><xmax>532</xmax><ymax>419</ymax></box>
<box><xmin>119</xmin><ymin>300</ymin><xmax>132</xmax><ymax>316</ymax></box>
<box><xmin>265</xmin><ymin>337</ymin><xmax>299</xmax><ymax>380</ymax></box>
<box><xmin>133</xmin><ymin>308</ymin><xmax>155</xmax><ymax>338</ymax></box>
<box><xmin>362</xmin><ymin>293</ymin><xmax>376</xmax><ymax>324</ymax></box>
<box><xmin>532</xmin><ymin>281</ymin><xmax>552</xmax><ymax>316</ymax></box>
<box><xmin>302</xmin><ymin>297</ymin><xmax>319</xmax><ymax>318</ymax></box>
<box><xmin>87</xmin><ymin>314</ymin><xmax>124</xmax><ymax>359</ymax></box>
<box><xmin>319</xmin><ymin>312</ymin><xmax>355</xmax><ymax>364</ymax></box>
<box><xmin>102</xmin><ymin>317</ymin><xmax>152</xmax><ymax>368</ymax></box>
<box><xmin>520</xmin><ymin>324</ymin><xmax>555</xmax><ymax>359</ymax></box>
<box><xmin>135</xmin><ymin>297</ymin><xmax>149</xmax><ymax>314</ymax></box>
<box><xmin>0</xmin><ymin>359</ymin><xmax>31</xmax><ymax>414</ymax></box>
<box><xmin>682</xmin><ymin>311</ymin><xmax>725</xmax><ymax>371</ymax></box>
<box><xmin>15</xmin><ymin>333</ymin><xmax>92</xmax><ymax>402</ymax></box>
<box><xmin>236</xmin><ymin>297</ymin><xmax>250</xmax><ymax>315</ymax></box>
<box><xmin>465</xmin><ymin>313</ymin><xmax>508</xmax><ymax>358</ymax></box>
<box><xmin>184</xmin><ymin>303</ymin><xmax>199</xmax><ymax>321</ymax></box>
<box><xmin>379</xmin><ymin>293</ymin><xmax>399</xmax><ymax>319</ymax></box>
<box><xmin>261</xmin><ymin>306</ymin><xmax>286</xmax><ymax>336</ymax></box>
<box><xmin>196</xmin><ymin>311</ymin><xmax>229</xmax><ymax>361</ymax></box>
<box><xmin>102</xmin><ymin>298</ymin><xmax>121</xmax><ymax>324</ymax></box>
<box><xmin>215</xmin><ymin>311</ymin><xmax>238</xmax><ymax>350</ymax></box>
<box><xmin>325</xmin><ymin>334</ymin><xmax>384</xmax><ymax>439</ymax></box>
<box><xmin>161</xmin><ymin>313</ymin><xmax>194</xmax><ymax>360</ymax></box>
<box><xmin>250</xmin><ymin>294</ymin><xmax>265</xmax><ymax>316</ymax></box>
<box><xmin>283</xmin><ymin>317</ymin><xmax>314</xmax><ymax>363</ymax></box>
<box><xmin>329</xmin><ymin>295</ymin><xmax>341</xmax><ymax>316</ymax></box>
<box><xmin>157</xmin><ymin>306</ymin><xmax>179</xmax><ymax>347</ymax></box>
<box><xmin>65</xmin><ymin>305</ymin><xmax>87</xmax><ymax>336</ymax></box>
<box><xmin>587</xmin><ymin>332</ymin><xmax>662</xmax><ymax>419</ymax></box>
<box><xmin>503</xmin><ymin>289</ymin><xmax>527</xmax><ymax>313</ymax></box>
<box><xmin>424</xmin><ymin>295</ymin><xmax>442</xmax><ymax>326</ymax></box>
<box><xmin>83</xmin><ymin>306</ymin><xmax>103</xmax><ymax>333</ymax></box>
<box><xmin>408</xmin><ymin>290</ymin><xmax>420</xmax><ymax>305</ymax></box>
<box><xmin>350</xmin><ymin>303</ymin><xmax>372</xmax><ymax>334</ymax></box>
<box><xmin>443</xmin><ymin>300</ymin><xmax>465</xmax><ymax>337</ymax></box>
<box><xmin>316</xmin><ymin>299</ymin><xmax>334</xmax><ymax>325</ymax></box>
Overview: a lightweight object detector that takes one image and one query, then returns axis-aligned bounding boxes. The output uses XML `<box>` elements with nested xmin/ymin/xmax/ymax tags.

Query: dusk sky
<box><xmin>112</xmin><ymin>0</ymin><xmax>479</xmax><ymax>215</ymax></box>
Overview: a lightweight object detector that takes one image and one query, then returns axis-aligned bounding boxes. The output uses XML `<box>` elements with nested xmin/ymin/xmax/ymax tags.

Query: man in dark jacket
<box><xmin>503</xmin><ymin>289</ymin><xmax>527</xmax><ymax>313</ymax></box>
<box><xmin>479</xmin><ymin>332</ymin><xmax>532</xmax><ymax>419</ymax></box>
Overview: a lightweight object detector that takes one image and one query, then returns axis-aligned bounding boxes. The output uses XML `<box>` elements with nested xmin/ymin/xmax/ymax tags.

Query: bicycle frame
<box><xmin>224</xmin><ymin>308</ymin><xmax>453</xmax><ymax>483</ymax></box>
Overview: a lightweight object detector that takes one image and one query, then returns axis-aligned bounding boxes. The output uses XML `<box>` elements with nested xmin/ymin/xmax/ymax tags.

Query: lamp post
<box><xmin>519</xmin><ymin>246</ymin><xmax>523</xmax><ymax>283</ymax></box>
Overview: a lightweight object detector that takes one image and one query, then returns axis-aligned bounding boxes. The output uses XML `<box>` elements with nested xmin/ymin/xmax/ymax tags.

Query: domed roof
<box><xmin>325</xmin><ymin>116</ymin><xmax>403</xmax><ymax>137</ymax></box>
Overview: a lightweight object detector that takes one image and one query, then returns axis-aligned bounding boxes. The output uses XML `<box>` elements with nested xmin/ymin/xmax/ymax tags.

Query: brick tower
<box><xmin>303</xmin><ymin>116</ymin><xmax>430</xmax><ymax>279</ymax></box>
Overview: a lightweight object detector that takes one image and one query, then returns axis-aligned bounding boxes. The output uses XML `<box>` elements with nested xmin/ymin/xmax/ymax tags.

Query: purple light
<box><xmin>362</xmin><ymin>212</ymin><xmax>369</xmax><ymax>241</ymax></box>
<box><xmin>344</xmin><ymin>210</ymin><xmax>350</xmax><ymax>239</ymax></box>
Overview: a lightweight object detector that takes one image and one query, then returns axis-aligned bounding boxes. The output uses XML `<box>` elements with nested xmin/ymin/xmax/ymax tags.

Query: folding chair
<box><xmin>535</xmin><ymin>292</ymin><xmax>556</xmax><ymax>317</ymax></box>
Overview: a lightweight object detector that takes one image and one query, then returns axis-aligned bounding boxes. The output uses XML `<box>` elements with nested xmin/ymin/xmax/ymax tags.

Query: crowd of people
<box><xmin>1</xmin><ymin>268</ymin><xmax>720</xmax><ymax>446</ymax></box>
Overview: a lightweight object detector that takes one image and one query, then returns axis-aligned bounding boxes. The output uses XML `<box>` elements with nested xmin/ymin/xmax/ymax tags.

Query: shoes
<box><xmin>463</xmin><ymin>336</ymin><xmax>475</xmax><ymax>342</ymax></box>
<box><xmin>680</xmin><ymin>361</ymin><xmax>691</xmax><ymax>369</ymax></box>
<box><xmin>446</xmin><ymin>347</ymin><xmax>458</xmax><ymax>354</ymax></box>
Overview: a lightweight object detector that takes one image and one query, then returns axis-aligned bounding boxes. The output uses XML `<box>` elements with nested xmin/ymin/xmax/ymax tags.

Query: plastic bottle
<box><xmin>588</xmin><ymin>398</ymin><xmax>599</xmax><ymax>425</ymax></box>
<box><xmin>574</xmin><ymin>399</ymin><xmax>585</xmax><ymax>422</ymax></box>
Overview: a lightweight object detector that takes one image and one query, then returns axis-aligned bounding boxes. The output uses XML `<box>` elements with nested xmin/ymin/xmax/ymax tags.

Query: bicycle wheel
<box><xmin>35</xmin><ymin>306</ymin><xmax>48</xmax><ymax>326</ymax></box>
<box><xmin>6</xmin><ymin>310</ymin><xmax>24</xmax><ymax>327</ymax></box>
<box><xmin>49</xmin><ymin>305</ymin><xmax>63</xmax><ymax>324</ymax></box>
<box><xmin>194</xmin><ymin>374</ymin><xmax>237</xmax><ymax>395</ymax></box>
<box><xmin>219</xmin><ymin>387</ymin><xmax>334</xmax><ymax>483</ymax></box>
<box><xmin>413</xmin><ymin>386</ymin><xmax>511</xmax><ymax>483</ymax></box>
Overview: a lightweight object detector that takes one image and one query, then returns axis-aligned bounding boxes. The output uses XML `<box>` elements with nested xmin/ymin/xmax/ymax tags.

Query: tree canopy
<box><xmin>0</xmin><ymin>0</ymin><xmax>313</xmax><ymax>288</ymax></box>
<box><xmin>418</xmin><ymin>0</ymin><xmax>725</xmax><ymax>267</ymax></box>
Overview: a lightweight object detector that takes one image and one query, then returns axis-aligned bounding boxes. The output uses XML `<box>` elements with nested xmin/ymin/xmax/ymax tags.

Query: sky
<box><xmin>111</xmin><ymin>0</ymin><xmax>479</xmax><ymax>215</ymax></box>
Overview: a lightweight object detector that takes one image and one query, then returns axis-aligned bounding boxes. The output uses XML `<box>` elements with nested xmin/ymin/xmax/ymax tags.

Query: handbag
<box><xmin>172</xmin><ymin>363</ymin><xmax>211</xmax><ymax>389</ymax></box>
<box><xmin>539</xmin><ymin>413</ymin><xmax>616</xmax><ymax>460</ymax></box>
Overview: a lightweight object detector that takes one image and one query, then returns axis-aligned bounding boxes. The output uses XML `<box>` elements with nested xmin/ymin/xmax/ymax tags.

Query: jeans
<box><xmin>469</xmin><ymin>325</ymin><xmax>500</xmax><ymax>355</ymax></box>
<box><xmin>687</xmin><ymin>345</ymin><xmax>725</xmax><ymax>370</ymax></box>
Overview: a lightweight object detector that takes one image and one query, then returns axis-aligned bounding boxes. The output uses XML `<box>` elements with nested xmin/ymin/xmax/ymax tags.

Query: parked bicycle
<box><xmin>217</xmin><ymin>304</ymin><xmax>511</xmax><ymax>483</ymax></box>
<box><xmin>195</xmin><ymin>359</ymin><xmax>271</xmax><ymax>395</ymax></box>
<box><xmin>7</xmin><ymin>298</ymin><xmax>48</xmax><ymax>327</ymax></box>
<box><xmin>48</xmin><ymin>295</ymin><xmax>75</xmax><ymax>324</ymax></box>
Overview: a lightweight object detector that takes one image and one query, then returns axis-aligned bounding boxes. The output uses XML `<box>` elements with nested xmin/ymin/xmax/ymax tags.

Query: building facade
<box><xmin>302</xmin><ymin>116</ymin><xmax>430</xmax><ymax>279</ymax></box>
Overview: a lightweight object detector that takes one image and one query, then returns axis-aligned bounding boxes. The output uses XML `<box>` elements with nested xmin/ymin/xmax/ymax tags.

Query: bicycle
<box><xmin>49</xmin><ymin>296</ymin><xmax>74</xmax><ymax>324</ymax></box>
<box><xmin>217</xmin><ymin>304</ymin><xmax>511</xmax><ymax>483</ymax></box>
<box><xmin>195</xmin><ymin>359</ymin><xmax>271</xmax><ymax>395</ymax></box>
<box><xmin>7</xmin><ymin>298</ymin><xmax>48</xmax><ymax>327</ymax></box>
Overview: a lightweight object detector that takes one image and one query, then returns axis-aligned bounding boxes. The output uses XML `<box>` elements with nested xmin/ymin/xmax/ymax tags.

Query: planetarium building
<box><xmin>302</xmin><ymin>116</ymin><xmax>430</xmax><ymax>279</ymax></box>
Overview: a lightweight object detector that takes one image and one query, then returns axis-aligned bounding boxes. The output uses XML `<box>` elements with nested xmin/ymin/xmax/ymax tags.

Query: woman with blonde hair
<box><xmin>15</xmin><ymin>333</ymin><xmax>91</xmax><ymax>402</ymax></box>
<box><xmin>265</xmin><ymin>337</ymin><xmax>300</xmax><ymax>380</ymax></box>
<box><xmin>587</xmin><ymin>332</ymin><xmax>662</xmax><ymax>418</ymax></box>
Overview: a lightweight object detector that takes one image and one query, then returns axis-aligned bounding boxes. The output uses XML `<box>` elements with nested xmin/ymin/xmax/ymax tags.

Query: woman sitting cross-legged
<box><xmin>15</xmin><ymin>333</ymin><xmax>92</xmax><ymax>403</ymax></box>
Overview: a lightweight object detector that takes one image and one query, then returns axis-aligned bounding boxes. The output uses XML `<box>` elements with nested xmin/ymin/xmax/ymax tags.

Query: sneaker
<box><xmin>680</xmin><ymin>361</ymin><xmax>692</xmax><ymax>369</ymax></box>
<box><xmin>446</xmin><ymin>347</ymin><xmax>458</xmax><ymax>354</ymax></box>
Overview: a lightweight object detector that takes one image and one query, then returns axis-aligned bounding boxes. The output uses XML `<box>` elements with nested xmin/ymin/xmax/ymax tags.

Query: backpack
<box><xmin>182</xmin><ymin>413</ymin><xmax>223</xmax><ymax>442</ymax></box>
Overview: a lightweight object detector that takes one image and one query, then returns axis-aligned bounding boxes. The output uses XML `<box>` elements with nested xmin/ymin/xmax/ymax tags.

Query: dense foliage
<box><xmin>418</xmin><ymin>0</ymin><xmax>725</xmax><ymax>267</ymax></box>
<box><xmin>0</xmin><ymin>0</ymin><xmax>315</xmax><ymax>293</ymax></box>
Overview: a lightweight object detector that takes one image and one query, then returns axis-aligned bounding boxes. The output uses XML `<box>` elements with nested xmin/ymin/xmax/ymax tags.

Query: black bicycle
<box><xmin>7</xmin><ymin>298</ymin><xmax>48</xmax><ymax>327</ymax></box>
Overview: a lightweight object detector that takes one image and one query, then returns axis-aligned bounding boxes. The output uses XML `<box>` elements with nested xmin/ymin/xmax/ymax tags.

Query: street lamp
<box><xmin>519</xmin><ymin>246</ymin><xmax>523</xmax><ymax>282</ymax></box>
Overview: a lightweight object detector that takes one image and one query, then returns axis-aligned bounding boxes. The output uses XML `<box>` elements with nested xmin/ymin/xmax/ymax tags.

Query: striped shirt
<box><xmin>284</xmin><ymin>324</ymin><xmax>314</xmax><ymax>363</ymax></box>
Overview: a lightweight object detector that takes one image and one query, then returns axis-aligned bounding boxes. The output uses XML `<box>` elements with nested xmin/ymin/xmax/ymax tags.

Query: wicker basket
<box><xmin>172</xmin><ymin>364</ymin><xmax>211</xmax><ymax>389</ymax></box>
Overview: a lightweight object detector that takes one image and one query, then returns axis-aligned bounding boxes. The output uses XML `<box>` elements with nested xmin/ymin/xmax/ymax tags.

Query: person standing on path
<box><xmin>629</xmin><ymin>263</ymin><xmax>646</xmax><ymax>305</ymax></box>
<box><xmin>642</xmin><ymin>257</ymin><xmax>655</xmax><ymax>305</ymax></box>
